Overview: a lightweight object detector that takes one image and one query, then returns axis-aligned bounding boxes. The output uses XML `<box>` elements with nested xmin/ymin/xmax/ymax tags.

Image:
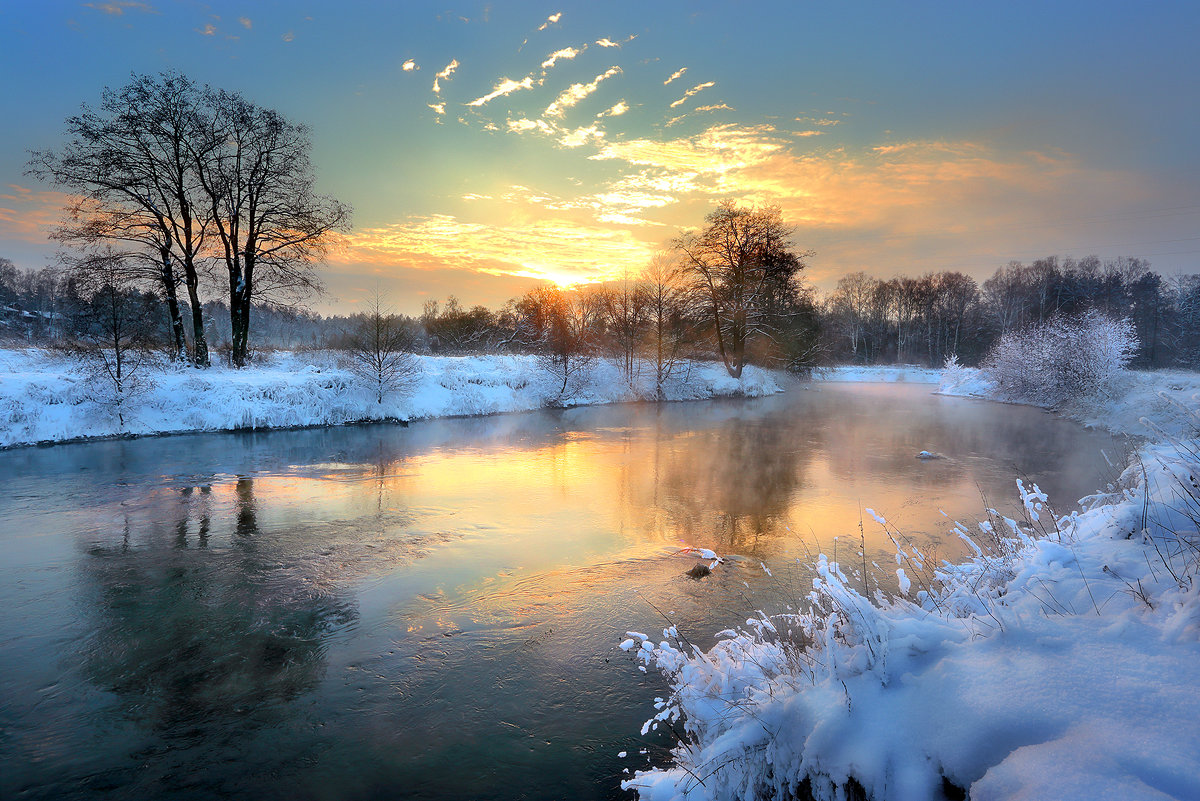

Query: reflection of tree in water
<box><xmin>79</xmin><ymin>476</ymin><xmax>357</xmax><ymax>737</ymax></box>
<box><xmin>634</xmin><ymin>406</ymin><xmax>812</xmax><ymax>553</ymax></box>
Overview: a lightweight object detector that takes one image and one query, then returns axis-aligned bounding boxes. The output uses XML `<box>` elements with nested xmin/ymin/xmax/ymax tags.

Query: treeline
<box><xmin>821</xmin><ymin>255</ymin><xmax>1197</xmax><ymax>368</ymax></box>
<box><xmin>7</xmin><ymin>250</ymin><xmax>1200</xmax><ymax>373</ymax></box>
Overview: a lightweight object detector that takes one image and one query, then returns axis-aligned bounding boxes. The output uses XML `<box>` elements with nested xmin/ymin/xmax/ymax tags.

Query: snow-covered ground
<box><xmin>0</xmin><ymin>348</ymin><xmax>784</xmax><ymax>449</ymax></box>
<box><xmin>622</xmin><ymin>366</ymin><xmax>1200</xmax><ymax>801</ymax></box>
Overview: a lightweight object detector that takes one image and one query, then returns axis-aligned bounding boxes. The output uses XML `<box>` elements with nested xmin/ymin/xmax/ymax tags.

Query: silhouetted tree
<box><xmin>192</xmin><ymin>88</ymin><xmax>351</xmax><ymax>367</ymax></box>
<box><xmin>28</xmin><ymin>72</ymin><xmax>214</xmax><ymax>365</ymax></box>
<box><xmin>674</xmin><ymin>201</ymin><xmax>810</xmax><ymax>378</ymax></box>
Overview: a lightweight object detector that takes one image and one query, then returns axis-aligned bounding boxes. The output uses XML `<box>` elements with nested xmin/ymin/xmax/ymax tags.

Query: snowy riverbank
<box><xmin>810</xmin><ymin>364</ymin><xmax>941</xmax><ymax>384</ymax></box>
<box><xmin>939</xmin><ymin>362</ymin><xmax>1200</xmax><ymax>440</ymax></box>
<box><xmin>622</xmin><ymin>367</ymin><xmax>1200</xmax><ymax>800</ymax></box>
<box><xmin>0</xmin><ymin>348</ymin><xmax>785</xmax><ymax>449</ymax></box>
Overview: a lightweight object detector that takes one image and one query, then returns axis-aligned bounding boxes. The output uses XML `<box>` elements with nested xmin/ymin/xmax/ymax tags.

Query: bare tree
<box><xmin>515</xmin><ymin>285</ymin><xmax>599</xmax><ymax>398</ymax></box>
<box><xmin>345</xmin><ymin>290</ymin><xmax>418</xmax><ymax>404</ymax></box>
<box><xmin>28</xmin><ymin>71</ymin><xmax>215</xmax><ymax>366</ymax></box>
<box><xmin>674</xmin><ymin>201</ymin><xmax>809</xmax><ymax>378</ymax></box>
<box><xmin>641</xmin><ymin>252</ymin><xmax>689</xmax><ymax>398</ymax></box>
<box><xmin>421</xmin><ymin>296</ymin><xmax>497</xmax><ymax>353</ymax></box>
<box><xmin>194</xmin><ymin>89</ymin><xmax>351</xmax><ymax>367</ymax></box>
<box><xmin>598</xmin><ymin>271</ymin><xmax>650</xmax><ymax>389</ymax></box>
<box><xmin>62</xmin><ymin>251</ymin><xmax>160</xmax><ymax>428</ymax></box>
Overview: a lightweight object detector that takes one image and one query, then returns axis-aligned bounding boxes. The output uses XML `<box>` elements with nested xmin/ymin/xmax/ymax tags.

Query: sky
<box><xmin>1</xmin><ymin>1</ymin><xmax>1198</xmax><ymax>314</ymax></box>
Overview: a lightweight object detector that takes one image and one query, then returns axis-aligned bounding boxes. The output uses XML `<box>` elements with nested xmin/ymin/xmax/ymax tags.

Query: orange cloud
<box><xmin>83</xmin><ymin>1</ymin><xmax>156</xmax><ymax>15</ymax></box>
<box><xmin>0</xmin><ymin>186</ymin><xmax>71</xmax><ymax>243</ymax></box>
<box><xmin>340</xmin><ymin>215</ymin><xmax>655</xmax><ymax>285</ymax></box>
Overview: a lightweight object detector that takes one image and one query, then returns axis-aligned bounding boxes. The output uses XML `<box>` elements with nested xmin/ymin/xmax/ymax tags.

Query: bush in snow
<box><xmin>982</xmin><ymin>310</ymin><xmax>1137</xmax><ymax>407</ymax></box>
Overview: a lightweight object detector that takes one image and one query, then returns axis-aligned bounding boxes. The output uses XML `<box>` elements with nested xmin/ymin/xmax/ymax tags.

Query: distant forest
<box><xmin>2</xmin><ymin>253</ymin><xmax>1197</xmax><ymax>370</ymax></box>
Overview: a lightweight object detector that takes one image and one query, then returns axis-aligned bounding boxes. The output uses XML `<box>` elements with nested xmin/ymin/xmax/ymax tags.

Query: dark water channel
<box><xmin>0</xmin><ymin>384</ymin><xmax>1125</xmax><ymax>800</ymax></box>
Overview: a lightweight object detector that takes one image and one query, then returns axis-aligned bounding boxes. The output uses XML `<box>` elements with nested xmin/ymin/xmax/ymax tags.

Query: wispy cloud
<box><xmin>428</xmin><ymin>102</ymin><xmax>446</xmax><ymax>116</ymax></box>
<box><xmin>595</xmin><ymin>35</ymin><xmax>636</xmax><ymax>48</ymax></box>
<box><xmin>83</xmin><ymin>1</ymin><xmax>156</xmax><ymax>15</ymax></box>
<box><xmin>664</xmin><ymin>67</ymin><xmax>687</xmax><ymax>86</ymax></box>
<box><xmin>281</xmin><ymin>30</ymin><xmax>295</xmax><ymax>42</ymax></box>
<box><xmin>432</xmin><ymin>59</ymin><xmax>459</xmax><ymax>94</ymax></box>
<box><xmin>238</xmin><ymin>16</ymin><xmax>251</xmax><ymax>29</ymax></box>
<box><xmin>0</xmin><ymin>186</ymin><xmax>72</xmax><ymax>243</ymax></box>
<box><xmin>695</xmin><ymin>103</ymin><xmax>733</xmax><ymax>113</ymax></box>
<box><xmin>544</xmin><ymin>66</ymin><xmax>621</xmax><ymax>117</ymax></box>
<box><xmin>536</xmin><ymin>12</ymin><xmax>562</xmax><ymax>32</ymax></box>
<box><xmin>669</xmin><ymin>81</ymin><xmax>715</xmax><ymax>108</ymax></box>
<box><xmin>467</xmin><ymin>76</ymin><xmax>535</xmax><ymax>107</ymax></box>
<box><xmin>558</xmin><ymin>124</ymin><xmax>606</xmax><ymax>148</ymax></box>
<box><xmin>541</xmin><ymin>46</ymin><xmax>582</xmax><ymax>70</ymax></box>
<box><xmin>402</xmin><ymin>59</ymin><xmax>419</xmax><ymax>72</ymax></box>
<box><xmin>508</xmin><ymin>117</ymin><xmax>558</xmax><ymax>136</ymax></box>
<box><xmin>195</xmin><ymin>22</ymin><xmax>217</xmax><ymax>36</ymax></box>
<box><xmin>597</xmin><ymin>101</ymin><xmax>629</xmax><ymax>118</ymax></box>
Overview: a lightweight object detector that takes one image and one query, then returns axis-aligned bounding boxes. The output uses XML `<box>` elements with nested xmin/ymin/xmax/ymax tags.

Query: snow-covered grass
<box><xmin>622</xmin><ymin>365</ymin><xmax>1200</xmax><ymax>801</ymax></box>
<box><xmin>0</xmin><ymin>348</ymin><xmax>785</xmax><ymax>449</ymax></box>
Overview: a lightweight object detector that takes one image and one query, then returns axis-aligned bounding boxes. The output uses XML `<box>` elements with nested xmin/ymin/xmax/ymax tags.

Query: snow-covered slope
<box><xmin>0</xmin><ymin>349</ymin><xmax>784</xmax><ymax>448</ymax></box>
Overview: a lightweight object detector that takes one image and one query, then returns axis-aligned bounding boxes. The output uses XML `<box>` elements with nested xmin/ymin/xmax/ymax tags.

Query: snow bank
<box><xmin>810</xmin><ymin>364</ymin><xmax>941</xmax><ymax>384</ymax></box>
<box><xmin>939</xmin><ymin>364</ymin><xmax>1200</xmax><ymax>440</ymax></box>
<box><xmin>623</xmin><ymin>366</ymin><xmax>1200</xmax><ymax>800</ymax></box>
<box><xmin>0</xmin><ymin>349</ymin><xmax>784</xmax><ymax>448</ymax></box>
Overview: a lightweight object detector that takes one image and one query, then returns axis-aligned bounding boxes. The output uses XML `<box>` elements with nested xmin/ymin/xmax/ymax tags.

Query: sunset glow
<box><xmin>1</xmin><ymin>2</ymin><xmax>1197</xmax><ymax>311</ymax></box>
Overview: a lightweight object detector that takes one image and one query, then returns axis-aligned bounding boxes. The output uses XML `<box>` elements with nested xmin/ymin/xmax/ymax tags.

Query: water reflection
<box><xmin>0</xmin><ymin>384</ymin><xmax>1127</xmax><ymax>801</ymax></box>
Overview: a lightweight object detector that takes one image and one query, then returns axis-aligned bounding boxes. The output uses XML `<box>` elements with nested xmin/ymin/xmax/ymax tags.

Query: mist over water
<box><xmin>0</xmin><ymin>384</ymin><xmax>1125</xmax><ymax>800</ymax></box>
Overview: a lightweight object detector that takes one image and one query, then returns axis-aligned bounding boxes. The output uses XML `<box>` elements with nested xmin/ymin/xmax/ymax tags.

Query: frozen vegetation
<box><xmin>621</xmin><ymin>340</ymin><xmax>1200</xmax><ymax>798</ymax></box>
<box><xmin>0</xmin><ymin>348</ymin><xmax>783</xmax><ymax>449</ymax></box>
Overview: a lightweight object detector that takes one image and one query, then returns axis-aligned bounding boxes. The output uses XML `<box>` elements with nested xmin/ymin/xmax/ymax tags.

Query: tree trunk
<box><xmin>158</xmin><ymin>252</ymin><xmax>186</xmax><ymax>362</ymax></box>
<box><xmin>184</xmin><ymin>266</ymin><xmax>209</xmax><ymax>367</ymax></box>
<box><xmin>228</xmin><ymin>258</ymin><xmax>250</xmax><ymax>368</ymax></box>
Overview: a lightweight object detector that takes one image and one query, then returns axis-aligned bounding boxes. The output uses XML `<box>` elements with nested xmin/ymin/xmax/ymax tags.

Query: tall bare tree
<box><xmin>194</xmin><ymin>89</ymin><xmax>351</xmax><ymax>367</ymax></box>
<box><xmin>598</xmin><ymin>271</ymin><xmax>650</xmax><ymax>388</ymax></box>
<box><xmin>28</xmin><ymin>71</ymin><xmax>214</xmax><ymax>365</ymax></box>
<box><xmin>641</xmin><ymin>251</ymin><xmax>689</xmax><ymax>398</ymax></box>
<box><xmin>674</xmin><ymin>201</ymin><xmax>809</xmax><ymax>378</ymax></box>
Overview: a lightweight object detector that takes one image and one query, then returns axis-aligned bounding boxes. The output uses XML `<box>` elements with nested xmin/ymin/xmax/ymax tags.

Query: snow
<box><xmin>621</xmin><ymin>365</ymin><xmax>1200</xmax><ymax>801</ymax></box>
<box><xmin>939</xmin><ymin>364</ymin><xmax>1200</xmax><ymax>440</ymax></box>
<box><xmin>0</xmin><ymin>348</ymin><xmax>784</xmax><ymax>449</ymax></box>
<box><xmin>810</xmin><ymin>364</ymin><xmax>941</xmax><ymax>384</ymax></box>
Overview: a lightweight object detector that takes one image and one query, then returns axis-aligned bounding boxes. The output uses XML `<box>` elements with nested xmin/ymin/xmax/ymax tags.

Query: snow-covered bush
<box><xmin>983</xmin><ymin>310</ymin><xmax>1137</xmax><ymax>407</ymax></box>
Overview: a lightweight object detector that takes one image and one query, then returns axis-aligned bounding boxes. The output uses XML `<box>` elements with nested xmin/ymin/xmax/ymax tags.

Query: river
<box><xmin>0</xmin><ymin>383</ymin><xmax>1125</xmax><ymax>800</ymax></box>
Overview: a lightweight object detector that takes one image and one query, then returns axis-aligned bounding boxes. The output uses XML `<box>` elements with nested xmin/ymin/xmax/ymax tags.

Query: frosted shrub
<box><xmin>983</xmin><ymin>310</ymin><xmax>1137</xmax><ymax>407</ymax></box>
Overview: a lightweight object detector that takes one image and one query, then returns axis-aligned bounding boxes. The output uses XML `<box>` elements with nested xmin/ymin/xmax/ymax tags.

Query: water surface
<box><xmin>0</xmin><ymin>384</ymin><xmax>1125</xmax><ymax>800</ymax></box>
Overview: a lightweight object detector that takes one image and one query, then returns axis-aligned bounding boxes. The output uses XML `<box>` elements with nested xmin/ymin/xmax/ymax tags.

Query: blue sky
<box><xmin>2</xmin><ymin>1</ymin><xmax>1198</xmax><ymax>312</ymax></box>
